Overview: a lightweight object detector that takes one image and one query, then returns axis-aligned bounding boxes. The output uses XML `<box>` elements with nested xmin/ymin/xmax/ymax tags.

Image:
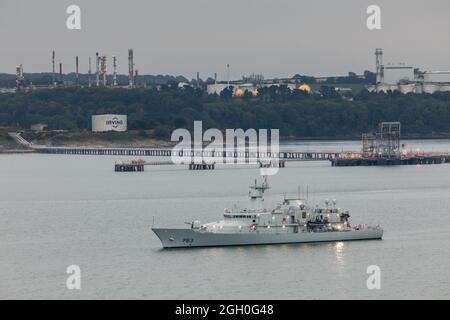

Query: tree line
<box><xmin>1</xmin><ymin>86</ymin><xmax>450</xmax><ymax>139</ymax></box>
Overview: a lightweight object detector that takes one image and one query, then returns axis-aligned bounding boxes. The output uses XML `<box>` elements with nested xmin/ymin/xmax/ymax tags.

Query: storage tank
<box><xmin>92</xmin><ymin>114</ymin><xmax>127</xmax><ymax>132</ymax></box>
<box><xmin>399</xmin><ymin>83</ymin><xmax>416</xmax><ymax>94</ymax></box>
<box><xmin>422</xmin><ymin>84</ymin><xmax>440</xmax><ymax>94</ymax></box>
<box><xmin>438</xmin><ymin>84</ymin><xmax>450</xmax><ymax>92</ymax></box>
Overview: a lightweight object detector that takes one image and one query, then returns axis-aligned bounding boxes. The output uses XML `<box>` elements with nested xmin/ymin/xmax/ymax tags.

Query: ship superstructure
<box><xmin>152</xmin><ymin>177</ymin><xmax>383</xmax><ymax>248</ymax></box>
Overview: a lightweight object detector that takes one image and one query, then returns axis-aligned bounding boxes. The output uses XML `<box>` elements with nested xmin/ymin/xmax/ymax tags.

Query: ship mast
<box><xmin>249</xmin><ymin>176</ymin><xmax>270</xmax><ymax>200</ymax></box>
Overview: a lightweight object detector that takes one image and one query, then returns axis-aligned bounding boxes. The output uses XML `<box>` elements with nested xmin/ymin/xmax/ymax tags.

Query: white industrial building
<box><xmin>423</xmin><ymin>71</ymin><xmax>450</xmax><ymax>83</ymax></box>
<box><xmin>92</xmin><ymin>114</ymin><xmax>127</xmax><ymax>132</ymax></box>
<box><xmin>369</xmin><ymin>48</ymin><xmax>450</xmax><ymax>94</ymax></box>
<box><xmin>382</xmin><ymin>63</ymin><xmax>414</xmax><ymax>85</ymax></box>
<box><xmin>206</xmin><ymin>83</ymin><xmax>230</xmax><ymax>95</ymax></box>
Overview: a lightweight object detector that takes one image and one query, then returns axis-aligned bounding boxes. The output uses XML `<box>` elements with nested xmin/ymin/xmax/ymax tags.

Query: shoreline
<box><xmin>4</xmin><ymin>129</ymin><xmax>450</xmax><ymax>152</ymax></box>
<box><xmin>2</xmin><ymin>136</ymin><xmax>450</xmax><ymax>155</ymax></box>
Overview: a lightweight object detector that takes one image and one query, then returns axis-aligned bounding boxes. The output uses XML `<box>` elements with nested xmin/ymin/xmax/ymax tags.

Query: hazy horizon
<box><xmin>1</xmin><ymin>0</ymin><xmax>450</xmax><ymax>80</ymax></box>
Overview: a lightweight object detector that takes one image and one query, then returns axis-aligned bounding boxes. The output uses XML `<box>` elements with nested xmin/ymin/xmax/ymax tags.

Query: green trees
<box><xmin>1</xmin><ymin>87</ymin><xmax>450</xmax><ymax>139</ymax></box>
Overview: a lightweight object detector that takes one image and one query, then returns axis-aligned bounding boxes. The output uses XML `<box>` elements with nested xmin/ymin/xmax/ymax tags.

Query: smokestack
<box><xmin>128</xmin><ymin>49</ymin><xmax>134</xmax><ymax>88</ymax></box>
<box><xmin>214</xmin><ymin>72</ymin><xmax>217</xmax><ymax>84</ymax></box>
<box><xmin>52</xmin><ymin>50</ymin><xmax>55</xmax><ymax>86</ymax></box>
<box><xmin>196</xmin><ymin>72</ymin><xmax>200</xmax><ymax>88</ymax></box>
<box><xmin>59</xmin><ymin>63</ymin><xmax>63</xmax><ymax>86</ymax></box>
<box><xmin>76</xmin><ymin>56</ymin><xmax>79</xmax><ymax>86</ymax></box>
<box><xmin>134</xmin><ymin>69</ymin><xmax>139</xmax><ymax>87</ymax></box>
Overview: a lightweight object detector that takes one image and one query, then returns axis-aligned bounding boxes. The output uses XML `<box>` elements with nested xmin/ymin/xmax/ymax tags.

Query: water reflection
<box><xmin>334</xmin><ymin>241</ymin><xmax>346</xmax><ymax>268</ymax></box>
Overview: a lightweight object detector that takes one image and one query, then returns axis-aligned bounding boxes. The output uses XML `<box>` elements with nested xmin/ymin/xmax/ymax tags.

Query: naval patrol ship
<box><xmin>152</xmin><ymin>177</ymin><xmax>383</xmax><ymax>248</ymax></box>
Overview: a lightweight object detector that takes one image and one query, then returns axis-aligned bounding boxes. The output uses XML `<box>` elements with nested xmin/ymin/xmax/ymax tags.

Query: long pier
<box><xmin>32</xmin><ymin>146</ymin><xmax>339</xmax><ymax>161</ymax></box>
<box><xmin>27</xmin><ymin>145</ymin><xmax>450</xmax><ymax>168</ymax></box>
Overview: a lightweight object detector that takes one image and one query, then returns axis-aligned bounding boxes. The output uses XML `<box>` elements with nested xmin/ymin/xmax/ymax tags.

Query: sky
<box><xmin>1</xmin><ymin>0</ymin><xmax>450</xmax><ymax>80</ymax></box>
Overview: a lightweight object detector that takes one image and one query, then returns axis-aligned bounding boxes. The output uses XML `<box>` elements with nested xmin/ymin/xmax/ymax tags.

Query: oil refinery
<box><xmin>2</xmin><ymin>48</ymin><xmax>450</xmax><ymax>96</ymax></box>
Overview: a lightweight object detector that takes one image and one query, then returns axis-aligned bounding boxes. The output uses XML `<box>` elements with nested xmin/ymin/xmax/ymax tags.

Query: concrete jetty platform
<box><xmin>331</xmin><ymin>154</ymin><xmax>450</xmax><ymax>167</ymax></box>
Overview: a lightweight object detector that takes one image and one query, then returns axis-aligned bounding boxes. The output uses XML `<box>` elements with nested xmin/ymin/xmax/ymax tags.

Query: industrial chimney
<box><xmin>128</xmin><ymin>49</ymin><xmax>134</xmax><ymax>88</ymax></box>
<box><xmin>59</xmin><ymin>63</ymin><xmax>63</xmax><ymax>86</ymax></box>
<box><xmin>52</xmin><ymin>50</ymin><xmax>56</xmax><ymax>87</ymax></box>
<box><xmin>76</xmin><ymin>56</ymin><xmax>79</xmax><ymax>86</ymax></box>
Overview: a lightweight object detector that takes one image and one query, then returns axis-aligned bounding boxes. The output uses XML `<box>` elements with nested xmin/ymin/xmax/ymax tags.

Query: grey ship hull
<box><xmin>152</xmin><ymin>228</ymin><xmax>383</xmax><ymax>248</ymax></box>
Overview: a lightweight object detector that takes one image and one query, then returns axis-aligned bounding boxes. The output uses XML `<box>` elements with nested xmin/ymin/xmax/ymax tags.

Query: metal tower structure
<box><xmin>375</xmin><ymin>48</ymin><xmax>384</xmax><ymax>84</ymax></box>
<box><xmin>377</xmin><ymin>122</ymin><xmax>401</xmax><ymax>158</ymax></box>
<box><xmin>128</xmin><ymin>49</ymin><xmax>134</xmax><ymax>88</ymax></box>
<box><xmin>112</xmin><ymin>55</ymin><xmax>118</xmax><ymax>87</ymax></box>
<box><xmin>88</xmin><ymin>56</ymin><xmax>92</xmax><ymax>88</ymax></box>
<box><xmin>101</xmin><ymin>56</ymin><xmax>107</xmax><ymax>86</ymax></box>
<box><xmin>362</xmin><ymin>133</ymin><xmax>376</xmax><ymax>156</ymax></box>
<box><xmin>16</xmin><ymin>64</ymin><xmax>25</xmax><ymax>91</ymax></box>
<box><xmin>95</xmin><ymin>52</ymin><xmax>100</xmax><ymax>87</ymax></box>
<box><xmin>362</xmin><ymin>122</ymin><xmax>401</xmax><ymax>158</ymax></box>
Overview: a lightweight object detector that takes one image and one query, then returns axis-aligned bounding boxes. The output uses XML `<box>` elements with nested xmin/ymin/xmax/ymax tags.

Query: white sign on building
<box><xmin>92</xmin><ymin>114</ymin><xmax>127</xmax><ymax>132</ymax></box>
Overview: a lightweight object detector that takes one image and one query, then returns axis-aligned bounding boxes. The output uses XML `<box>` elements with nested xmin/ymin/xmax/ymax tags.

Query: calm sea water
<box><xmin>1</xmin><ymin>140</ymin><xmax>450</xmax><ymax>299</ymax></box>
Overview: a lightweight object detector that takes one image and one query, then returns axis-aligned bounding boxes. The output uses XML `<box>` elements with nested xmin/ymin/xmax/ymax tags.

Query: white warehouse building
<box><xmin>92</xmin><ymin>114</ymin><xmax>127</xmax><ymax>132</ymax></box>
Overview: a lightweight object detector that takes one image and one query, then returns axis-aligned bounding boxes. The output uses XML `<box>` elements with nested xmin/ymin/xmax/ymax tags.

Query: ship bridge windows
<box><xmin>224</xmin><ymin>214</ymin><xmax>255</xmax><ymax>219</ymax></box>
